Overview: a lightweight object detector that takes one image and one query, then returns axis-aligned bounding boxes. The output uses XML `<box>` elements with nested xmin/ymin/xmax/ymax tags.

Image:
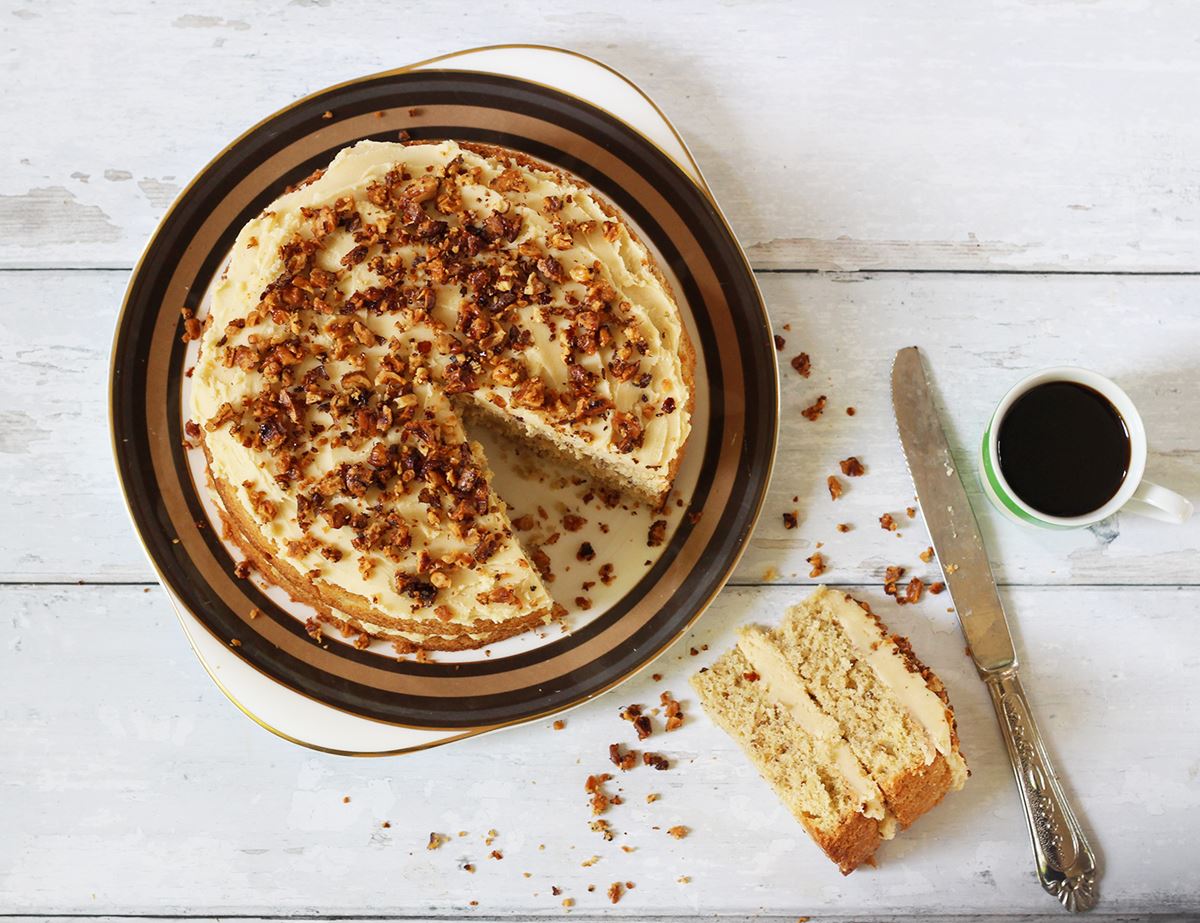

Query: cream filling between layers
<box><xmin>737</xmin><ymin>628</ymin><xmax>896</xmax><ymax>837</ymax></box>
<box><xmin>817</xmin><ymin>587</ymin><xmax>969</xmax><ymax>789</ymax></box>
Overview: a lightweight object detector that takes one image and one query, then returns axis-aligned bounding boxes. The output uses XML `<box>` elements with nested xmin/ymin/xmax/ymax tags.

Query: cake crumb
<box><xmin>607</xmin><ymin>882</ymin><xmax>624</xmax><ymax>904</ymax></box>
<box><xmin>763</xmin><ymin>565</ymin><xmax>780</xmax><ymax>581</ymax></box>
<box><xmin>427</xmin><ymin>832</ymin><xmax>448</xmax><ymax>850</ymax></box>
<box><xmin>790</xmin><ymin>353</ymin><xmax>811</xmax><ymax>377</ymax></box>
<box><xmin>678</xmin><ymin>875</ymin><xmax>692</xmax><ymax>884</ymax></box>
<box><xmin>652</xmin><ymin>673</ymin><xmax>663</xmax><ymax>682</ymax></box>
<box><xmin>646</xmin><ymin>792</ymin><xmax>660</xmax><ymax>803</ymax></box>
<box><xmin>463</xmin><ymin>863</ymin><xmax>475</xmax><ymax>873</ymax></box>
<box><xmin>582</xmin><ymin>855</ymin><xmax>601</xmax><ymax>867</ymax></box>
<box><xmin>906</xmin><ymin>506</ymin><xmax>917</xmax><ymax>518</ymax></box>
<box><xmin>930</xmin><ymin>581</ymin><xmax>946</xmax><ymax>594</ymax></box>
<box><xmin>807</xmin><ymin>552</ymin><xmax>826</xmax><ymax>578</ymax></box>
<box><xmin>667</xmin><ymin>825</ymin><xmax>689</xmax><ymax>839</ymax></box>
<box><xmin>562</xmin><ymin>897</ymin><xmax>575</xmax><ymax>908</ymax></box>
<box><xmin>590</xmin><ymin>819</ymin><xmax>614</xmax><ymax>841</ymax></box>
<box><xmin>553</xmin><ymin>719</ymin><xmax>565</xmax><ymax>730</ymax></box>
<box><xmin>647</xmin><ymin>519</ymin><xmax>667</xmax><ymax>547</ymax></box>
<box><xmin>879</xmin><ymin>513</ymin><xmax>898</xmax><ymax>531</ymax></box>
<box><xmin>342</xmin><ymin>795</ymin><xmax>350</xmax><ymax>804</ymax></box>
<box><xmin>836</xmin><ymin>522</ymin><xmax>852</xmax><ymax>532</ymax></box>
<box><xmin>489</xmin><ymin>849</ymin><xmax>503</xmax><ymax>860</ymax></box>
<box><xmin>381</xmin><ymin>821</ymin><xmax>390</xmax><ymax>828</ymax></box>
<box><xmin>643</xmin><ymin>752</ymin><xmax>669</xmax><ymax>770</ymax></box>
<box><xmin>919</xmin><ymin>546</ymin><xmax>935</xmax><ymax>563</ymax></box>
<box><xmin>846</xmin><ymin>406</ymin><xmax>856</xmax><ymax>416</ymax></box>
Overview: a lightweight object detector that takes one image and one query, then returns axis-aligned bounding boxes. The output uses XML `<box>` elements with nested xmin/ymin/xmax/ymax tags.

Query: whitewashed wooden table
<box><xmin>3</xmin><ymin>2</ymin><xmax>1200</xmax><ymax>919</ymax></box>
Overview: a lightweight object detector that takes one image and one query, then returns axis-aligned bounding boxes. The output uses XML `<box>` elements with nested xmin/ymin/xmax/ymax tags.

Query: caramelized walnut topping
<box><xmin>930</xmin><ymin>581</ymin><xmax>946</xmax><ymax>595</ymax></box>
<box><xmin>790</xmin><ymin>353</ymin><xmax>811</xmax><ymax>377</ymax></box>
<box><xmin>827</xmin><ymin>475</ymin><xmax>844</xmax><ymax>500</ymax></box>
<box><xmin>643</xmin><ymin>752</ymin><xmax>669</xmax><ymax>771</ymax></box>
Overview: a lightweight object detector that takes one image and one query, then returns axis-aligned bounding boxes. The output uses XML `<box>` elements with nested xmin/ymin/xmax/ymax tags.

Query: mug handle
<box><xmin>1122</xmin><ymin>480</ymin><xmax>1194</xmax><ymax>524</ymax></box>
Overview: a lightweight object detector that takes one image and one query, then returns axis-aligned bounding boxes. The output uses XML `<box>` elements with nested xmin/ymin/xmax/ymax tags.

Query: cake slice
<box><xmin>196</xmin><ymin>337</ymin><xmax>557</xmax><ymax>651</ymax></box>
<box><xmin>691</xmin><ymin>586</ymin><xmax>967</xmax><ymax>873</ymax></box>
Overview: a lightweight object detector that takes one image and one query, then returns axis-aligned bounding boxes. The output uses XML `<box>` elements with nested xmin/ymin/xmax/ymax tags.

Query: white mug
<box><xmin>980</xmin><ymin>367</ymin><xmax>1193</xmax><ymax>528</ymax></box>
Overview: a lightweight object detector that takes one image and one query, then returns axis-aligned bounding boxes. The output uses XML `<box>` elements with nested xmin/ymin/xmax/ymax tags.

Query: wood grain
<box><xmin>5</xmin><ymin>1</ymin><xmax>1200</xmax><ymax>271</ymax></box>
<box><xmin>2</xmin><ymin>583</ymin><xmax>1198</xmax><ymax>916</ymax></box>
<box><xmin>3</xmin><ymin>269</ymin><xmax>1195</xmax><ymax>586</ymax></box>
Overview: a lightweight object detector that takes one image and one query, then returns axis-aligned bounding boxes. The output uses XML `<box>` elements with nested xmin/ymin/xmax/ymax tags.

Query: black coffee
<box><xmin>997</xmin><ymin>381</ymin><xmax>1130</xmax><ymax>518</ymax></box>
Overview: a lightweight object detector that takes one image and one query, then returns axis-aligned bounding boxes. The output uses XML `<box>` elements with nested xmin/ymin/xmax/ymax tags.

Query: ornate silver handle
<box><xmin>987</xmin><ymin>670</ymin><xmax>1099</xmax><ymax>912</ymax></box>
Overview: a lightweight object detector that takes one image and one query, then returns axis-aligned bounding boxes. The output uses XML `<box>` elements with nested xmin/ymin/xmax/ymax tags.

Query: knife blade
<box><xmin>890</xmin><ymin>345</ymin><xmax>1015</xmax><ymax>674</ymax></box>
<box><xmin>891</xmin><ymin>346</ymin><xmax>1098</xmax><ymax>912</ymax></box>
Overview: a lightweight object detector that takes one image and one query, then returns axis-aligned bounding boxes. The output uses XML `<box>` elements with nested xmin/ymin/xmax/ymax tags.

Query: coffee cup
<box><xmin>980</xmin><ymin>367</ymin><xmax>1192</xmax><ymax>528</ymax></box>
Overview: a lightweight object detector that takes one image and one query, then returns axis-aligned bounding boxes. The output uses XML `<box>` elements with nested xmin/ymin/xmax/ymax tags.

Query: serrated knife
<box><xmin>891</xmin><ymin>346</ymin><xmax>1098</xmax><ymax>913</ymax></box>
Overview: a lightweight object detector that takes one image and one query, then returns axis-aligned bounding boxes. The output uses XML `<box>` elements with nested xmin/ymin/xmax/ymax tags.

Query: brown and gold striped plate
<box><xmin>111</xmin><ymin>59</ymin><xmax>777</xmax><ymax>731</ymax></box>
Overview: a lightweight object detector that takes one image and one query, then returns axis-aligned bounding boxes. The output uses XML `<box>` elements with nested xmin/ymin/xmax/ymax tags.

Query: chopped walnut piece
<box><xmin>577</xmin><ymin>541</ymin><xmax>596</xmax><ymax>562</ymax></box>
<box><xmin>904</xmin><ymin>577</ymin><xmax>925</xmax><ymax>605</ymax></box>
<box><xmin>661</xmin><ymin>691</ymin><xmax>684</xmax><ymax>731</ymax></box>
<box><xmin>807</xmin><ymin>552</ymin><xmax>826</xmax><ymax>578</ymax></box>
<box><xmin>930</xmin><ymin>581</ymin><xmax>946</xmax><ymax>595</ymax></box>
<box><xmin>643</xmin><ymin>752</ymin><xmax>669</xmax><ymax>770</ymax></box>
<box><xmin>827</xmin><ymin>475</ymin><xmax>844</xmax><ymax>500</ymax></box>
<box><xmin>646</xmin><ymin>793</ymin><xmax>660</xmax><ymax>803</ymax></box>
<box><xmin>846</xmin><ymin>406</ymin><xmax>857</xmax><ymax>416</ymax></box>
<box><xmin>609</xmin><ymin>743</ymin><xmax>638</xmax><ymax>771</ymax></box>
<box><xmin>800</xmin><ymin>394</ymin><xmax>826</xmax><ymax>421</ymax></box>
<box><xmin>607</xmin><ymin>882</ymin><xmax>623</xmax><ymax>904</ymax></box>
<box><xmin>790</xmin><ymin>353</ymin><xmax>811</xmax><ymax>377</ymax></box>
<box><xmin>647</xmin><ymin>519</ymin><xmax>667</xmax><ymax>547</ymax></box>
<box><xmin>782</xmin><ymin>511</ymin><xmax>798</xmax><ymax>530</ymax></box>
<box><xmin>427</xmin><ymin>832</ymin><xmax>448</xmax><ymax>850</ymax></box>
<box><xmin>879</xmin><ymin>513</ymin><xmax>898</xmax><ymax>531</ymax></box>
<box><xmin>599</xmin><ymin>562</ymin><xmax>616</xmax><ymax>585</ymax></box>
<box><xmin>666</xmin><ymin>825</ymin><xmax>689</xmax><ymax>839</ymax></box>
<box><xmin>906</xmin><ymin>506</ymin><xmax>917</xmax><ymax>519</ymax></box>
<box><xmin>562</xmin><ymin>513</ymin><xmax>586</xmax><ymax>532</ymax></box>
<box><xmin>552</xmin><ymin>719</ymin><xmax>565</xmax><ymax>730</ymax></box>
<box><xmin>919</xmin><ymin>546</ymin><xmax>935</xmax><ymax>563</ymax></box>
<box><xmin>585</xmin><ymin>773</ymin><xmax>612</xmax><ymax>815</ymax></box>
<box><xmin>836</xmin><ymin>522</ymin><xmax>852</xmax><ymax>533</ymax></box>
<box><xmin>774</xmin><ymin>334</ymin><xmax>786</xmax><ymax>350</ymax></box>
<box><xmin>511</xmin><ymin>514</ymin><xmax>535</xmax><ymax>531</ymax></box>
<box><xmin>839</xmin><ymin>456</ymin><xmax>865</xmax><ymax>477</ymax></box>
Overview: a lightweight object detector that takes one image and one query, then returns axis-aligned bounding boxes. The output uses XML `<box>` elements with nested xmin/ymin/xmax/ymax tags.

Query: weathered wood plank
<box><xmin>4</xmin><ymin>1</ymin><xmax>1200</xmax><ymax>271</ymax></box>
<box><xmin>2</xmin><ymin>583</ymin><xmax>1198</xmax><ymax>915</ymax></box>
<box><xmin>1</xmin><ymin>269</ymin><xmax>1195</xmax><ymax>585</ymax></box>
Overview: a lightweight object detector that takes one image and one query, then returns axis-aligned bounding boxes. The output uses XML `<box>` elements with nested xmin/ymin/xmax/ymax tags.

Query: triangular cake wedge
<box><xmin>691</xmin><ymin>587</ymin><xmax>967</xmax><ymax>873</ymax></box>
<box><xmin>194</xmin><ymin>335</ymin><xmax>555</xmax><ymax>651</ymax></box>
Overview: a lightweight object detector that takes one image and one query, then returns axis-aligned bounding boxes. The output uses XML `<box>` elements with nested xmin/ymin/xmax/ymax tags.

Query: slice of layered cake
<box><xmin>691</xmin><ymin>586</ymin><xmax>967</xmax><ymax>873</ymax></box>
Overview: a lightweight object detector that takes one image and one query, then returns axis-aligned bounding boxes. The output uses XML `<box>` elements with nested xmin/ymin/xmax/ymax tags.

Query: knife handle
<box><xmin>986</xmin><ymin>670</ymin><xmax>1099</xmax><ymax>912</ymax></box>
